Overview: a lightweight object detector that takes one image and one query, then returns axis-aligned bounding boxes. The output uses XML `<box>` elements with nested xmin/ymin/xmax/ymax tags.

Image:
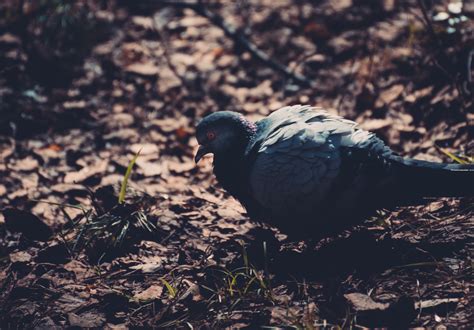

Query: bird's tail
<box><xmin>390</xmin><ymin>156</ymin><xmax>474</xmax><ymax>199</ymax></box>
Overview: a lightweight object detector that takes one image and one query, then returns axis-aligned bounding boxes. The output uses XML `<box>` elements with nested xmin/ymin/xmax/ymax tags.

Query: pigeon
<box><xmin>195</xmin><ymin>105</ymin><xmax>473</xmax><ymax>238</ymax></box>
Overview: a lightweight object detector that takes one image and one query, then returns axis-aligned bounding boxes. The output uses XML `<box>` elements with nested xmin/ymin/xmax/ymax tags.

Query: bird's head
<box><xmin>195</xmin><ymin>111</ymin><xmax>256</xmax><ymax>163</ymax></box>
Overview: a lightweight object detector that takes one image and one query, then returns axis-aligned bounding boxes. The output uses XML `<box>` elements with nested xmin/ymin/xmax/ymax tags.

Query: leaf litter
<box><xmin>0</xmin><ymin>0</ymin><xmax>473</xmax><ymax>328</ymax></box>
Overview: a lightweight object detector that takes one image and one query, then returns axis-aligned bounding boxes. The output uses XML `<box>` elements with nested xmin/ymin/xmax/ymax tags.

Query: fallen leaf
<box><xmin>134</xmin><ymin>285</ymin><xmax>163</xmax><ymax>302</ymax></box>
<box><xmin>64</xmin><ymin>260</ymin><xmax>94</xmax><ymax>280</ymax></box>
<box><xmin>359</xmin><ymin>118</ymin><xmax>392</xmax><ymax>131</ymax></box>
<box><xmin>64</xmin><ymin>160</ymin><xmax>108</xmax><ymax>183</ymax></box>
<box><xmin>51</xmin><ymin>183</ymin><xmax>87</xmax><ymax>194</ymax></box>
<box><xmin>168</xmin><ymin>161</ymin><xmax>195</xmax><ymax>174</ymax></box>
<box><xmin>9</xmin><ymin>251</ymin><xmax>33</xmax><ymax>263</ymax></box>
<box><xmin>344</xmin><ymin>293</ymin><xmax>390</xmax><ymax>311</ymax></box>
<box><xmin>0</xmin><ymin>33</ymin><xmax>21</xmax><ymax>44</ymax></box>
<box><xmin>376</xmin><ymin>84</ymin><xmax>404</xmax><ymax>107</ymax></box>
<box><xmin>178</xmin><ymin>15</ymin><xmax>208</xmax><ymax>28</ymax></box>
<box><xmin>125</xmin><ymin>62</ymin><xmax>159</xmax><ymax>76</ymax></box>
<box><xmin>21</xmin><ymin>173</ymin><xmax>39</xmax><ymax>189</ymax></box>
<box><xmin>11</xmin><ymin>157</ymin><xmax>39</xmax><ymax>172</ymax></box>
<box><xmin>104</xmin><ymin>129</ymin><xmax>139</xmax><ymax>141</ymax></box>
<box><xmin>157</xmin><ymin>67</ymin><xmax>181</xmax><ymax>93</ymax></box>
<box><xmin>68</xmin><ymin>312</ymin><xmax>106</xmax><ymax>328</ymax></box>
<box><xmin>304</xmin><ymin>22</ymin><xmax>331</xmax><ymax>39</ymax></box>
<box><xmin>131</xmin><ymin>16</ymin><xmax>154</xmax><ymax>30</ymax></box>
<box><xmin>109</xmin><ymin>113</ymin><xmax>135</xmax><ymax>127</ymax></box>
<box><xmin>130</xmin><ymin>143</ymin><xmax>159</xmax><ymax>155</ymax></box>
<box><xmin>129</xmin><ymin>256</ymin><xmax>163</xmax><ymax>273</ymax></box>
<box><xmin>63</xmin><ymin>100</ymin><xmax>86</xmax><ymax>109</ymax></box>
<box><xmin>415</xmin><ymin>298</ymin><xmax>459</xmax><ymax>309</ymax></box>
<box><xmin>135</xmin><ymin>158</ymin><xmax>162</xmax><ymax>177</ymax></box>
<box><xmin>404</xmin><ymin>86</ymin><xmax>433</xmax><ymax>103</ymax></box>
<box><xmin>179</xmin><ymin>279</ymin><xmax>203</xmax><ymax>302</ymax></box>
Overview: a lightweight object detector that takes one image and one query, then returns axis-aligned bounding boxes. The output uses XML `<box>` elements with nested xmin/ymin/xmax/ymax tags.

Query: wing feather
<box><xmin>247</xmin><ymin>105</ymin><xmax>384</xmax><ymax>219</ymax></box>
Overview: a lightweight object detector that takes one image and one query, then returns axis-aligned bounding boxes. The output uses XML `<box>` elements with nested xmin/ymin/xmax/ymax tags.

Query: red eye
<box><xmin>206</xmin><ymin>131</ymin><xmax>216</xmax><ymax>141</ymax></box>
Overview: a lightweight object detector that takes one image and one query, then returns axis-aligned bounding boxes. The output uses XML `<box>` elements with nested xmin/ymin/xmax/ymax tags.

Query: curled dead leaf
<box><xmin>11</xmin><ymin>157</ymin><xmax>39</xmax><ymax>172</ymax></box>
<box><xmin>64</xmin><ymin>160</ymin><xmax>109</xmax><ymax>183</ymax></box>
<box><xmin>344</xmin><ymin>293</ymin><xmax>390</xmax><ymax>311</ymax></box>
<box><xmin>133</xmin><ymin>285</ymin><xmax>163</xmax><ymax>302</ymax></box>
<box><xmin>125</xmin><ymin>62</ymin><xmax>159</xmax><ymax>76</ymax></box>
<box><xmin>376</xmin><ymin>84</ymin><xmax>404</xmax><ymax>107</ymax></box>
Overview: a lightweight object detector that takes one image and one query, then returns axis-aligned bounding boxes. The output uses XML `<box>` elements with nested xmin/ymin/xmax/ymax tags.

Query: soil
<box><xmin>0</xmin><ymin>0</ymin><xmax>473</xmax><ymax>328</ymax></box>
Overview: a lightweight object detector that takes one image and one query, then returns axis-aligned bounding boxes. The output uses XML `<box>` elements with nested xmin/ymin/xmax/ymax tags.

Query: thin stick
<box><xmin>416</xmin><ymin>0</ymin><xmax>439</xmax><ymax>44</ymax></box>
<box><xmin>155</xmin><ymin>0</ymin><xmax>314</xmax><ymax>87</ymax></box>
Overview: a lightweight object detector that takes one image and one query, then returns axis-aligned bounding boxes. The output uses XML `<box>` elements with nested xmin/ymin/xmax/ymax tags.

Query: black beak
<box><xmin>195</xmin><ymin>145</ymin><xmax>210</xmax><ymax>163</ymax></box>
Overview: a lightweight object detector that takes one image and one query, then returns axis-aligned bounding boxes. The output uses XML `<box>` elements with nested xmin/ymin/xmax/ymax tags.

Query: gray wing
<box><xmin>248</xmin><ymin>105</ymin><xmax>385</xmax><ymax>218</ymax></box>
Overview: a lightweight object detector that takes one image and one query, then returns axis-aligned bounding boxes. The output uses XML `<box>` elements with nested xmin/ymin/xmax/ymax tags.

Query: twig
<box><xmin>152</xmin><ymin>9</ymin><xmax>190</xmax><ymax>91</ymax></box>
<box><xmin>153</xmin><ymin>0</ymin><xmax>314</xmax><ymax>87</ymax></box>
<box><xmin>416</xmin><ymin>0</ymin><xmax>439</xmax><ymax>44</ymax></box>
<box><xmin>416</xmin><ymin>0</ymin><xmax>470</xmax><ymax>103</ymax></box>
<box><xmin>467</xmin><ymin>50</ymin><xmax>473</xmax><ymax>84</ymax></box>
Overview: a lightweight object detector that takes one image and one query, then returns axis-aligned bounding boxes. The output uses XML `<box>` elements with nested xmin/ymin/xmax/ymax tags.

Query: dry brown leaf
<box><xmin>304</xmin><ymin>22</ymin><xmax>331</xmax><ymax>39</ymax></box>
<box><xmin>216</xmin><ymin>207</ymin><xmax>245</xmax><ymax>219</ymax></box>
<box><xmin>104</xmin><ymin>128</ymin><xmax>139</xmax><ymax>141</ymax></box>
<box><xmin>168</xmin><ymin>161</ymin><xmax>195</xmax><ymax>174</ymax></box>
<box><xmin>179</xmin><ymin>15</ymin><xmax>209</xmax><ymax>28</ymax></box>
<box><xmin>331</xmin><ymin>0</ymin><xmax>352</xmax><ymax>11</ymax></box>
<box><xmin>344</xmin><ymin>293</ymin><xmax>390</xmax><ymax>311</ymax></box>
<box><xmin>125</xmin><ymin>62</ymin><xmax>159</xmax><ymax>76</ymax></box>
<box><xmin>8</xmin><ymin>189</ymin><xmax>28</xmax><ymax>200</ymax></box>
<box><xmin>415</xmin><ymin>298</ymin><xmax>459</xmax><ymax>309</ymax></box>
<box><xmin>109</xmin><ymin>113</ymin><xmax>135</xmax><ymax>127</ymax></box>
<box><xmin>51</xmin><ymin>183</ymin><xmax>86</xmax><ymax>193</ymax></box>
<box><xmin>359</xmin><ymin>118</ymin><xmax>392</xmax><ymax>131</ymax></box>
<box><xmin>64</xmin><ymin>160</ymin><xmax>108</xmax><ymax>183</ymax></box>
<box><xmin>130</xmin><ymin>143</ymin><xmax>159</xmax><ymax>155</ymax></box>
<box><xmin>68</xmin><ymin>312</ymin><xmax>106</xmax><ymax>328</ymax></box>
<box><xmin>134</xmin><ymin>285</ymin><xmax>163</xmax><ymax>302</ymax></box>
<box><xmin>135</xmin><ymin>158</ymin><xmax>162</xmax><ymax>177</ymax></box>
<box><xmin>9</xmin><ymin>251</ymin><xmax>33</xmax><ymax>263</ymax></box>
<box><xmin>11</xmin><ymin>157</ymin><xmax>39</xmax><ymax>172</ymax></box>
<box><xmin>150</xmin><ymin>117</ymin><xmax>188</xmax><ymax>133</ymax></box>
<box><xmin>101</xmin><ymin>174</ymin><xmax>125</xmax><ymax>186</ymax></box>
<box><xmin>376</xmin><ymin>84</ymin><xmax>404</xmax><ymax>107</ymax></box>
<box><xmin>131</xmin><ymin>16</ymin><xmax>154</xmax><ymax>30</ymax></box>
<box><xmin>270</xmin><ymin>306</ymin><xmax>294</xmax><ymax>325</ymax></box>
<box><xmin>0</xmin><ymin>33</ymin><xmax>21</xmax><ymax>44</ymax></box>
<box><xmin>157</xmin><ymin>67</ymin><xmax>181</xmax><ymax>93</ymax></box>
<box><xmin>129</xmin><ymin>256</ymin><xmax>163</xmax><ymax>273</ymax></box>
<box><xmin>180</xmin><ymin>279</ymin><xmax>203</xmax><ymax>302</ymax></box>
<box><xmin>0</xmin><ymin>185</ymin><xmax>6</xmax><ymax>197</ymax></box>
<box><xmin>63</xmin><ymin>260</ymin><xmax>94</xmax><ymax>280</ymax></box>
<box><xmin>63</xmin><ymin>100</ymin><xmax>86</xmax><ymax>109</ymax></box>
<box><xmin>404</xmin><ymin>86</ymin><xmax>433</xmax><ymax>103</ymax></box>
<box><xmin>21</xmin><ymin>173</ymin><xmax>39</xmax><ymax>190</ymax></box>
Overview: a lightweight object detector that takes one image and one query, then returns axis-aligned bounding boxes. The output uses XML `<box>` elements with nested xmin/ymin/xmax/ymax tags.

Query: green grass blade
<box><xmin>437</xmin><ymin>147</ymin><xmax>468</xmax><ymax>165</ymax></box>
<box><xmin>118</xmin><ymin>149</ymin><xmax>141</xmax><ymax>204</ymax></box>
<box><xmin>161</xmin><ymin>278</ymin><xmax>177</xmax><ymax>298</ymax></box>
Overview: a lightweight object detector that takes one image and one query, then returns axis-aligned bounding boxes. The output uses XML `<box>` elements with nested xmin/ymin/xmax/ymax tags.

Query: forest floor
<box><xmin>0</xmin><ymin>0</ymin><xmax>473</xmax><ymax>328</ymax></box>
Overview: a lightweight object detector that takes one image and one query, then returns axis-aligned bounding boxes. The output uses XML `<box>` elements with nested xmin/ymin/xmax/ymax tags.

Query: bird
<box><xmin>194</xmin><ymin>105</ymin><xmax>473</xmax><ymax>239</ymax></box>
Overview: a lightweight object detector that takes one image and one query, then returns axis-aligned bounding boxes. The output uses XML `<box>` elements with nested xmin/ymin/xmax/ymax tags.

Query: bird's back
<box><xmin>242</xmin><ymin>105</ymin><xmax>473</xmax><ymax>238</ymax></box>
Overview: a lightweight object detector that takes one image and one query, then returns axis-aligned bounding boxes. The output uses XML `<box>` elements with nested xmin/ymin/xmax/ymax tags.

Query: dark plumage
<box><xmin>195</xmin><ymin>105</ymin><xmax>474</xmax><ymax>238</ymax></box>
